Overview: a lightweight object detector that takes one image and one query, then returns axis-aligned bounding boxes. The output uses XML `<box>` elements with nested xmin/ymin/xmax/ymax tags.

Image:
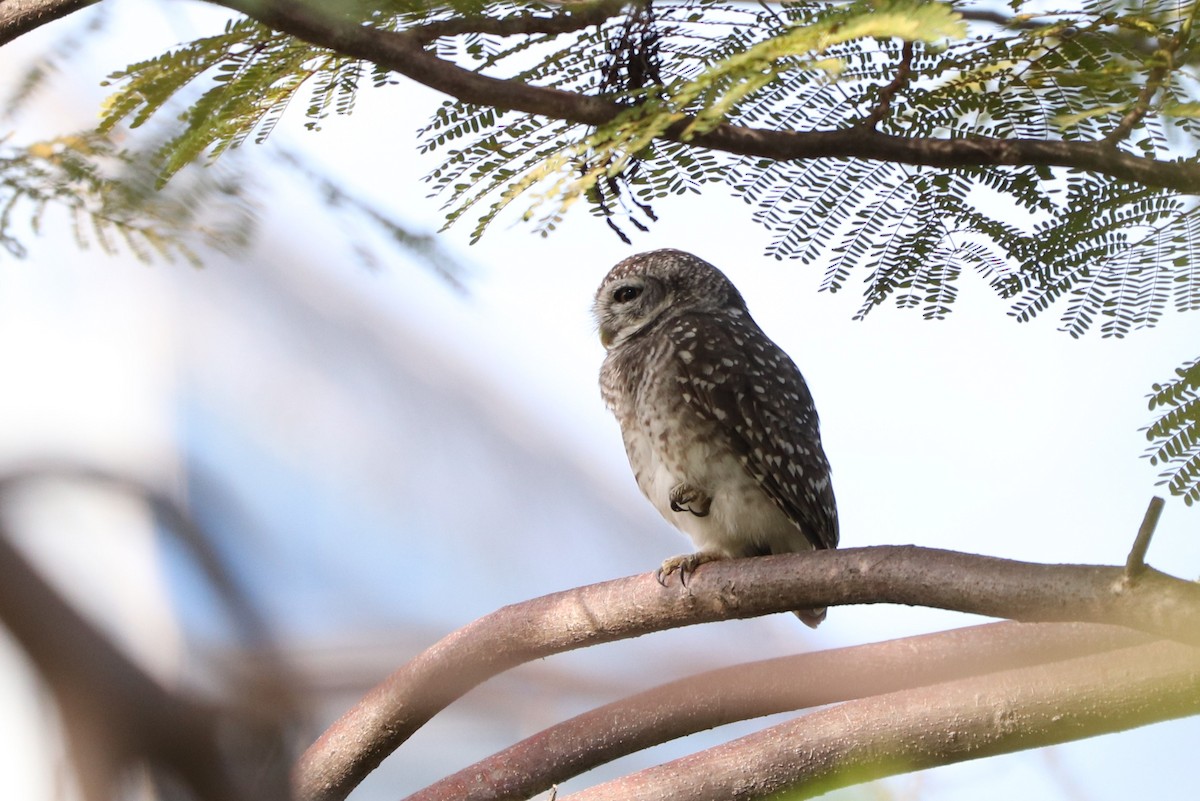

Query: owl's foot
<box><xmin>656</xmin><ymin>550</ymin><xmax>726</xmax><ymax>587</ymax></box>
<box><xmin>669</xmin><ymin>483</ymin><xmax>712</xmax><ymax>517</ymax></box>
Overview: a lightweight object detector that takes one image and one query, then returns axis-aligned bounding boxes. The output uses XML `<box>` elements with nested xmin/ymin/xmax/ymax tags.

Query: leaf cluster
<box><xmin>1146</xmin><ymin>357</ymin><xmax>1200</xmax><ymax>505</ymax></box>
<box><xmin>5</xmin><ymin>5</ymin><xmax>468</xmax><ymax>281</ymax></box>
<box><xmin>413</xmin><ymin>0</ymin><xmax>1200</xmax><ymax>335</ymax></box>
<box><xmin>92</xmin><ymin>0</ymin><xmax>1200</xmax><ymax>338</ymax></box>
<box><xmin>98</xmin><ymin>14</ymin><xmax>399</xmax><ymax>186</ymax></box>
<box><xmin>0</xmin><ymin>132</ymin><xmax>251</xmax><ymax>264</ymax></box>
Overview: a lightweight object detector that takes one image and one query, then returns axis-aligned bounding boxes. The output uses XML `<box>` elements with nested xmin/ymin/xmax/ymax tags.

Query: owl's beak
<box><xmin>599</xmin><ymin>327</ymin><xmax>614</xmax><ymax>349</ymax></box>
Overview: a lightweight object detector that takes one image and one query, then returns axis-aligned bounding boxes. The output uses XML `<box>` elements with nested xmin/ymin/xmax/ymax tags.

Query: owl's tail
<box><xmin>793</xmin><ymin>607</ymin><xmax>826</xmax><ymax>628</ymax></box>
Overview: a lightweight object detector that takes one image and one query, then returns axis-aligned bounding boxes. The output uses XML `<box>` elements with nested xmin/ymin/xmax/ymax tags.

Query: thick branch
<box><xmin>0</xmin><ymin>0</ymin><xmax>99</xmax><ymax>47</ymax></box>
<box><xmin>564</xmin><ymin>640</ymin><xmax>1200</xmax><ymax>801</ymax></box>
<box><xmin>4</xmin><ymin>1</ymin><xmax>1192</xmax><ymax>190</ymax></box>
<box><xmin>0</xmin><ymin>524</ymin><xmax>241</xmax><ymax>801</ymax></box>
<box><xmin>0</xmin><ymin>466</ymin><xmax>293</xmax><ymax>801</ymax></box>
<box><xmin>293</xmin><ymin>545</ymin><xmax>1200</xmax><ymax>801</ymax></box>
<box><xmin>405</xmin><ymin>621</ymin><xmax>1151</xmax><ymax>801</ymax></box>
<box><xmin>216</xmin><ymin>0</ymin><xmax>1200</xmax><ymax>194</ymax></box>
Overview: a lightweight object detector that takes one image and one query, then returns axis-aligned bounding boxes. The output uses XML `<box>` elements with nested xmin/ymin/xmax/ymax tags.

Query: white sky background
<box><xmin>2</xmin><ymin>2</ymin><xmax>1199</xmax><ymax>800</ymax></box>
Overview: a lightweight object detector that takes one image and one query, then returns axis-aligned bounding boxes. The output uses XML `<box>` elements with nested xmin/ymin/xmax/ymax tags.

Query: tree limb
<box><xmin>214</xmin><ymin>0</ymin><xmax>1200</xmax><ymax>194</ymax></box>
<box><xmin>563</xmin><ymin>640</ymin><xmax>1200</xmax><ymax>801</ymax></box>
<box><xmin>293</xmin><ymin>545</ymin><xmax>1200</xmax><ymax>801</ymax></box>
<box><xmin>0</xmin><ymin>0</ymin><xmax>100</xmax><ymax>47</ymax></box>
<box><xmin>0</xmin><ymin>520</ymin><xmax>250</xmax><ymax>801</ymax></box>
<box><xmin>404</xmin><ymin>621</ymin><xmax>1152</xmax><ymax>801</ymax></box>
<box><xmin>0</xmin><ymin>465</ymin><xmax>293</xmax><ymax>801</ymax></box>
<box><xmin>3</xmin><ymin>1</ymin><xmax>1195</xmax><ymax>191</ymax></box>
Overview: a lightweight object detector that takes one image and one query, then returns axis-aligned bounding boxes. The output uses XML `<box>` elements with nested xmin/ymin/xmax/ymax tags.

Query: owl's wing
<box><xmin>669</xmin><ymin>312</ymin><xmax>839</xmax><ymax>550</ymax></box>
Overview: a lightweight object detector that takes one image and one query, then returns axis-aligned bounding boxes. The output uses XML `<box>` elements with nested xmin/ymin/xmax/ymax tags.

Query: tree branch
<box><xmin>563</xmin><ymin>640</ymin><xmax>1200</xmax><ymax>801</ymax></box>
<box><xmin>1107</xmin><ymin>0</ymin><xmax>1200</xmax><ymax>146</ymax></box>
<box><xmin>0</xmin><ymin>0</ymin><xmax>100</xmax><ymax>47</ymax></box>
<box><xmin>862</xmin><ymin>39</ymin><xmax>913</xmax><ymax>129</ymax></box>
<box><xmin>0</xmin><ymin>465</ymin><xmax>293</xmax><ymax>801</ymax></box>
<box><xmin>293</xmin><ymin>545</ymin><xmax>1200</xmax><ymax>801</ymax></box>
<box><xmin>404</xmin><ymin>621</ymin><xmax>1151</xmax><ymax>801</ymax></box>
<box><xmin>1105</xmin><ymin>51</ymin><xmax>1171</xmax><ymax>146</ymax></box>
<box><xmin>0</xmin><ymin>518</ymin><xmax>250</xmax><ymax>801</ymax></box>
<box><xmin>3</xmin><ymin>1</ymin><xmax>1194</xmax><ymax>191</ymax></box>
<box><xmin>214</xmin><ymin>0</ymin><xmax>1200</xmax><ymax>194</ymax></box>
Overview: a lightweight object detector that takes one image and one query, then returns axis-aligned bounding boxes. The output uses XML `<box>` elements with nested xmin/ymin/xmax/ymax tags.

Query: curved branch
<box><xmin>564</xmin><ymin>639</ymin><xmax>1200</xmax><ymax>801</ymax></box>
<box><xmin>4</xmin><ymin>2</ymin><xmax>1193</xmax><ymax>190</ymax></box>
<box><xmin>0</xmin><ymin>533</ymin><xmax>233</xmax><ymax>801</ymax></box>
<box><xmin>404</xmin><ymin>621</ymin><xmax>1152</xmax><ymax>801</ymax></box>
<box><xmin>0</xmin><ymin>0</ymin><xmax>99</xmax><ymax>46</ymax></box>
<box><xmin>293</xmin><ymin>545</ymin><xmax>1200</xmax><ymax>801</ymax></box>
<box><xmin>216</xmin><ymin>0</ymin><xmax>1200</xmax><ymax>194</ymax></box>
<box><xmin>0</xmin><ymin>467</ymin><xmax>293</xmax><ymax>801</ymax></box>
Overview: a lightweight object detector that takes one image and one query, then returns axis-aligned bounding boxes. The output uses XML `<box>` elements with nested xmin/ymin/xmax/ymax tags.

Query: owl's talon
<box><xmin>657</xmin><ymin>551</ymin><xmax>724</xmax><ymax>587</ymax></box>
<box><xmin>669</xmin><ymin>484</ymin><xmax>712</xmax><ymax>517</ymax></box>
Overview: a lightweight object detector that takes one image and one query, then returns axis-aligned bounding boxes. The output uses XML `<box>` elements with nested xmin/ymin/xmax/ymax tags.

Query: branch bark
<box><xmin>0</xmin><ymin>521</ymin><xmax>245</xmax><ymax>801</ymax></box>
<box><xmin>2</xmin><ymin>2</ymin><xmax>1196</xmax><ymax>191</ymax></box>
<box><xmin>404</xmin><ymin>621</ymin><xmax>1153</xmax><ymax>801</ymax></box>
<box><xmin>0</xmin><ymin>0</ymin><xmax>100</xmax><ymax>47</ymax></box>
<box><xmin>563</xmin><ymin>640</ymin><xmax>1200</xmax><ymax>801</ymax></box>
<box><xmin>214</xmin><ymin>0</ymin><xmax>1200</xmax><ymax>194</ymax></box>
<box><xmin>293</xmin><ymin>545</ymin><xmax>1200</xmax><ymax>801</ymax></box>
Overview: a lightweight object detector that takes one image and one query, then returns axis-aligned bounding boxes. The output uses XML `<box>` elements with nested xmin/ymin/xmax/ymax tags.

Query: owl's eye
<box><xmin>613</xmin><ymin>285</ymin><xmax>643</xmax><ymax>303</ymax></box>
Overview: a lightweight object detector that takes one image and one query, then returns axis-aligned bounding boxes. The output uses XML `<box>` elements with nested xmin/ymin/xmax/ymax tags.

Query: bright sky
<box><xmin>2</xmin><ymin>2</ymin><xmax>1199</xmax><ymax>800</ymax></box>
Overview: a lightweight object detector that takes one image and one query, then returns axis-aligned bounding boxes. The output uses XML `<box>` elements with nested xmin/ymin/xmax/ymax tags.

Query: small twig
<box><xmin>1107</xmin><ymin>1</ymin><xmax>1200</xmax><ymax>147</ymax></box>
<box><xmin>1125</xmin><ymin>496</ymin><xmax>1166</xmax><ymax>579</ymax></box>
<box><xmin>406</xmin><ymin>0</ymin><xmax>627</xmax><ymax>46</ymax></box>
<box><xmin>1105</xmin><ymin>51</ymin><xmax>1171</xmax><ymax>146</ymax></box>
<box><xmin>862</xmin><ymin>40</ymin><xmax>914</xmax><ymax>130</ymax></box>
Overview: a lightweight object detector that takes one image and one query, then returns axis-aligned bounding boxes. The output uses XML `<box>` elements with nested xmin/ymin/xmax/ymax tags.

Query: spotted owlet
<box><xmin>594</xmin><ymin>249</ymin><xmax>838</xmax><ymax>627</ymax></box>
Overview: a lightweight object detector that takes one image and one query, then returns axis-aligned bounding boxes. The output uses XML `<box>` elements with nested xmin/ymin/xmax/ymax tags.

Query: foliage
<box><xmin>98</xmin><ymin>14</ymin><xmax>400</xmax><ymax>186</ymax></box>
<box><xmin>93</xmin><ymin>0</ymin><xmax>1200</xmax><ymax>340</ymax></box>
<box><xmin>3</xmin><ymin>6</ymin><xmax>463</xmax><ymax>279</ymax></box>
<box><xmin>0</xmin><ymin>132</ymin><xmax>250</xmax><ymax>264</ymax></box>
<box><xmin>412</xmin><ymin>0</ymin><xmax>1200</xmax><ymax>340</ymax></box>
<box><xmin>1147</xmin><ymin>357</ymin><xmax>1200</xmax><ymax>505</ymax></box>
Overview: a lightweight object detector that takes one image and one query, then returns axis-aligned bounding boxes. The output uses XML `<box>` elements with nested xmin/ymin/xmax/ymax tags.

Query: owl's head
<box><xmin>593</xmin><ymin>249</ymin><xmax>745</xmax><ymax>350</ymax></box>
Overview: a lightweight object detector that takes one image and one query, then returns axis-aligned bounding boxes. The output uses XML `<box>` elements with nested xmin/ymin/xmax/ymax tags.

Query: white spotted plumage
<box><xmin>594</xmin><ymin>249</ymin><xmax>838</xmax><ymax>627</ymax></box>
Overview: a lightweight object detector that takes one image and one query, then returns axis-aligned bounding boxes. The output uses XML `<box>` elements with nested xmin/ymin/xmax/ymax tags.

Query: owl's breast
<box><xmin>621</xmin><ymin>376</ymin><xmax>803</xmax><ymax>557</ymax></box>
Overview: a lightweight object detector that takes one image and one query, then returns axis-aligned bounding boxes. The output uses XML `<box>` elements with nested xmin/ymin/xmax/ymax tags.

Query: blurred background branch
<box><xmin>0</xmin><ymin>465</ymin><xmax>295</xmax><ymax>801</ymax></box>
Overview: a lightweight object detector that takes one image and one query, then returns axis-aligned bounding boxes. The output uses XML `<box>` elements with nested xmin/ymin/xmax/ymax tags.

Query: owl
<box><xmin>594</xmin><ymin>249</ymin><xmax>838</xmax><ymax>627</ymax></box>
